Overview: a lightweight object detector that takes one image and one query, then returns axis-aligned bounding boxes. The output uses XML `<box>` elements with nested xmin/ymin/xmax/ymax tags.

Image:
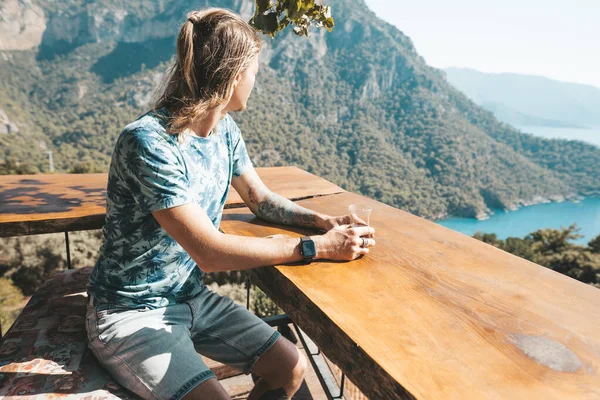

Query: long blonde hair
<box><xmin>155</xmin><ymin>8</ymin><xmax>262</xmax><ymax>139</ymax></box>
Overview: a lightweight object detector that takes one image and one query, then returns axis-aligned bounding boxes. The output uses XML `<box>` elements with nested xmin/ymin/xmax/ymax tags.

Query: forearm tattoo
<box><xmin>248</xmin><ymin>187</ymin><xmax>318</xmax><ymax>228</ymax></box>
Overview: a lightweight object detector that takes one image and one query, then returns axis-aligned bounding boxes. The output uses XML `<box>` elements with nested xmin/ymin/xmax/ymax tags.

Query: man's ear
<box><xmin>233</xmin><ymin>71</ymin><xmax>243</xmax><ymax>89</ymax></box>
<box><xmin>226</xmin><ymin>74</ymin><xmax>242</xmax><ymax>102</ymax></box>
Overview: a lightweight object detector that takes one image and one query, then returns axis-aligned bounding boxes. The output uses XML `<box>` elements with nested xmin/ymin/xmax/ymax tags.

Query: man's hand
<box><xmin>312</xmin><ymin>224</ymin><xmax>376</xmax><ymax>261</ymax></box>
<box><xmin>317</xmin><ymin>214</ymin><xmax>349</xmax><ymax>231</ymax></box>
<box><xmin>318</xmin><ymin>214</ymin><xmax>369</xmax><ymax>232</ymax></box>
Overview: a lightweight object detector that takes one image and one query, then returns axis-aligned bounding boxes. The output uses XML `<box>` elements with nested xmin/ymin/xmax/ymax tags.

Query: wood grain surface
<box><xmin>0</xmin><ymin>167</ymin><xmax>344</xmax><ymax>237</ymax></box>
<box><xmin>221</xmin><ymin>192</ymin><xmax>600</xmax><ymax>400</ymax></box>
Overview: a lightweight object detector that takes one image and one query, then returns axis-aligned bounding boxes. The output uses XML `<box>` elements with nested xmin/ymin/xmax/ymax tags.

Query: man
<box><xmin>87</xmin><ymin>8</ymin><xmax>375</xmax><ymax>400</ymax></box>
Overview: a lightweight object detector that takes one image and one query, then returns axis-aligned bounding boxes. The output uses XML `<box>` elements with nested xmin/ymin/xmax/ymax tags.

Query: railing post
<box><xmin>293</xmin><ymin>323</ymin><xmax>347</xmax><ymax>400</ymax></box>
<box><xmin>65</xmin><ymin>231</ymin><xmax>73</xmax><ymax>269</ymax></box>
<box><xmin>339</xmin><ymin>373</ymin><xmax>345</xmax><ymax>399</ymax></box>
<box><xmin>245</xmin><ymin>276</ymin><xmax>251</xmax><ymax>310</ymax></box>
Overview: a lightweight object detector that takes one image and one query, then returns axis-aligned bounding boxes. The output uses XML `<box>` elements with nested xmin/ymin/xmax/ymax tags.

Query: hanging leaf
<box><xmin>255</xmin><ymin>0</ymin><xmax>272</xmax><ymax>12</ymax></box>
<box><xmin>250</xmin><ymin>0</ymin><xmax>335</xmax><ymax>37</ymax></box>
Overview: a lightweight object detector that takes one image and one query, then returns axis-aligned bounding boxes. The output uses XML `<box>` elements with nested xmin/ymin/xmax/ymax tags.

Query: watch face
<box><xmin>302</xmin><ymin>239</ymin><xmax>316</xmax><ymax>258</ymax></box>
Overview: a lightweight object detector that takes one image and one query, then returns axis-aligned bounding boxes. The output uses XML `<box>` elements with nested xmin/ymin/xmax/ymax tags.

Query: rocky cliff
<box><xmin>0</xmin><ymin>0</ymin><xmax>46</xmax><ymax>50</ymax></box>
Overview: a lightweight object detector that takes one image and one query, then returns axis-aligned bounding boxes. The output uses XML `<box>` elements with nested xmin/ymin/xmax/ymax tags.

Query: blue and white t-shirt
<box><xmin>88</xmin><ymin>108</ymin><xmax>253</xmax><ymax>308</ymax></box>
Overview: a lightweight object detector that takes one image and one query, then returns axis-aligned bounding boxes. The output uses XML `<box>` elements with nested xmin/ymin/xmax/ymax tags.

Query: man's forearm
<box><xmin>201</xmin><ymin>233</ymin><xmax>306</xmax><ymax>272</ymax></box>
<box><xmin>251</xmin><ymin>190</ymin><xmax>328</xmax><ymax>229</ymax></box>
<box><xmin>153</xmin><ymin>201</ymin><xmax>323</xmax><ymax>273</ymax></box>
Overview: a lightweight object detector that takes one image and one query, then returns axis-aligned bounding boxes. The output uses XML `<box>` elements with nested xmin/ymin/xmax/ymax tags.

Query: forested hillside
<box><xmin>1</xmin><ymin>0</ymin><xmax>599</xmax><ymax>220</ymax></box>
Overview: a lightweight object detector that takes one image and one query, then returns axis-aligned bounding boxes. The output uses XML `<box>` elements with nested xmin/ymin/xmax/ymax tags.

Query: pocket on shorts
<box><xmin>93</xmin><ymin>306</ymin><xmax>136</xmax><ymax>345</ymax></box>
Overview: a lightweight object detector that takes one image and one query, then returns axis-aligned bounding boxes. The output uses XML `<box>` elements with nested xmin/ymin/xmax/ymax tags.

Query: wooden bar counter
<box><xmin>221</xmin><ymin>192</ymin><xmax>600</xmax><ymax>399</ymax></box>
<box><xmin>2</xmin><ymin>166</ymin><xmax>599</xmax><ymax>398</ymax></box>
<box><xmin>0</xmin><ymin>167</ymin><xmax>344</xmax><ymax>237</ymax></box>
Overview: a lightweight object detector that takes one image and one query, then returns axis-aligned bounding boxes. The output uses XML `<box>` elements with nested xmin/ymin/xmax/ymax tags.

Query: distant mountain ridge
<box><xmin>444</xmin><ymin>67</ymin><xmax>600</xmax><ymax>128</ymax></box>
<box><xmin>0</xmin><ymin>0</ymin><xmax>599</xmax><ymax>221</ymax></box>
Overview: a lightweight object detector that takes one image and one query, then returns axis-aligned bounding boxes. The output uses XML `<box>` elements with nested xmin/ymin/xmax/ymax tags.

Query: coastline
<box><xmin>477</xmin><ymin>193</ymin><xmax>584</xmax><ymax>220</ymax></box>
<box><xmin>434</xmin><ymin>195</ymin><xmax>600</xmax><ymax>245</ymax></box>
<box><xmin>431</xmin><ymin>192</ymin><xmax>588</xmax><ymax>222</ymax></box>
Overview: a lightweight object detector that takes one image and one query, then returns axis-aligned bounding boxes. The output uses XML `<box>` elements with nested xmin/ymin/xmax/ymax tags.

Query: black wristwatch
<box><xmin>300</xmin><ymin>236</ymin><xmax>316</xmax><ymax>264</ymax></box>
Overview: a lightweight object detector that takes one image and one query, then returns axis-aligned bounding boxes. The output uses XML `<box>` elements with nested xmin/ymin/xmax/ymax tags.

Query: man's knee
<box><xmin>264</xmin><ymin>350</ymin><xmax>306</xmax><ymax>397</ymax></box>
<box><xmin>288</xmin><ymin>349</ymin><xmax>307</xmax><ymax>387</ymax></box>
<box><xmin>270</xmin><ymin>346</ymin><xmax>306</xmax><ymax>389</ymax></box>
<box><xmin>253</xmin><ymin>337</ymin><xmax>307</xmax><ymax>390</ymax></box>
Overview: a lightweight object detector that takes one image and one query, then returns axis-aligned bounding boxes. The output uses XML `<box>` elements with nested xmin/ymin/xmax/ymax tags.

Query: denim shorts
<box><xmin>85</xmin><ymin>286</ymin><xmax>281</xmax><ymax>400</ymax></box>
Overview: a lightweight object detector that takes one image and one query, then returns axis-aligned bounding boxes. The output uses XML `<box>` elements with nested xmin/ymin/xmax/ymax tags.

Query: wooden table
<box><xmin>221</xmin><ymin>192</ymin><xmax>600</xmax><ymax>399</ymax></box>
<box><xmin>3</xmin><ymin>167</ymin><xmax>599</xmax><ymax>398</ymax></box>
<box><xmin>0</xmin><ymin>167</ymin><xmax>344</xmax><ymax>237</ymax></box>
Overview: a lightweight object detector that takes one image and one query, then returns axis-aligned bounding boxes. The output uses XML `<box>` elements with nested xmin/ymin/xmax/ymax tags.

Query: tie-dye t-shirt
<box><xmin>88</xmin><ymin>108</ymin><xmax>253</xmax><ymax>308</ymax></box>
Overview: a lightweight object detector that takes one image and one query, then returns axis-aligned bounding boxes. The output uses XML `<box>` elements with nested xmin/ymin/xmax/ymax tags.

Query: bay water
<box><xmin>436</xmin><ymin>197</ymin><xmax>600</xmax><ymax>245</ymax></box>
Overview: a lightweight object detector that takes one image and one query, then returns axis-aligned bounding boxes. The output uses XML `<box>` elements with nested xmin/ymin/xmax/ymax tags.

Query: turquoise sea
<box><xmin>437</xmin><ymin>197</ymin><xmax>600</xmax><ymax>245</ymax></box>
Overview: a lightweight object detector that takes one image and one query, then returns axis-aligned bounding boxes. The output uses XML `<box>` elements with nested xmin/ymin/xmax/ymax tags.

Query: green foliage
<box><xmin>1</xmin><ymin>237</ymin><xmax>64</xmax><ymax>295</ymax></box>
<box><xmin>474</xmin><ymin>226</ymin><xmax>600</xmax><ymax>288</ymax></box>
<box><xmin>0</xmin><ymin>230</ymin><xmax>104</xmax><ymax>332</ymax></box>
<box><xmin>204</xmin><ymin>271</ymin><xmax>283</xmax><ymax>317</ymax></box>
<box><xmin>205</xmin><ymin>282</ymin><xmax>248</xmax><ymax>306</ymax></box>
<box><xmin>1</xmin><ymin>0</ymin><xmax>599</xmax><ymax>221</ymax></box>
<box><xmin>251</xmin><ymin>0</ymin><xmax>334</xmax><ymax>37</ymax></box>
<box><xmin>252</xmin><ymin>286</ymin><xmax>283</xmax><ymax>318</ymax></box>
<box><xmin>588</xmin><ymin>235</ymin><xmax>600</xmax><ymax>254</ymax></box>
<box><xmin>0</xmin><ymin>230</ymin><xmax>103</xmax><ymax>294</ymax></box>
<box><xmin>0</xmin><ymin>158</ymin><xmax>40</xmax><ymax>175</ymax></box>
<box><xmin>0</xmin><ymin>278</ymin><xmax>25</xmax><ymax>336</ymax></box>
<box><xmin>204</xmin><ymin>270</ymin><xmax>248</xmax><ymax>286</ymax></box>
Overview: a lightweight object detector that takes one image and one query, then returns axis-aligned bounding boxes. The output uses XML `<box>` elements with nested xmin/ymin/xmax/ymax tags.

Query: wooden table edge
<box><xmin>0</xmin><ymin>191</ymin><xmax>347</xmax><ymax>237</ymax></box>
<box><xmin>0</xmin><ymin>214</ymin><xmax>106</xmax><ymax>237</ymax></box>
<box><xmin>249</xmin><ymin>266</ymin><xmax>416</xmax><ymax>400</ymax></box>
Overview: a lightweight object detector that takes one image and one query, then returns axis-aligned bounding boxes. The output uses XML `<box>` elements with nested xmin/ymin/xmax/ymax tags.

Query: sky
<box><xmin>364</xmin><ymin>0</ymin><xmax>600</xmax><ymax>89</ymax></box>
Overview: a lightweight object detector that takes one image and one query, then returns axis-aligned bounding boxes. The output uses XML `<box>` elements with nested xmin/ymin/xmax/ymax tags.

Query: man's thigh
<box><xmin>86</xmin><ymin>302</ymin><xmax>216</xmax><ymax>400</ymax></box>
<box><xmin>188</xmin><ymin>286</ymin><xmax>280</xmax><ymax>374</ymax></box>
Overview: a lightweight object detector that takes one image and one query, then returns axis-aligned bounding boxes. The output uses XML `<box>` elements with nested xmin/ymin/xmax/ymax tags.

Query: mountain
<box><xmin>1</xmin><ymin>0</ymin><xmax>599</xmax><ymax>220</ymax></box>
<box><xmin>444</xmin><ymin>67</ymin><xmax>600</xmax><ymax>128</ymax></box>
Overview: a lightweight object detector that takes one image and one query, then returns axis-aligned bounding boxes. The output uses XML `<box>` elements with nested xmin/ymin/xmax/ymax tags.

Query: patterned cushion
<box><xmin>0</xmin><ymin>267</ymin><xmax>138</xmax><ymax>399</ymax></box>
